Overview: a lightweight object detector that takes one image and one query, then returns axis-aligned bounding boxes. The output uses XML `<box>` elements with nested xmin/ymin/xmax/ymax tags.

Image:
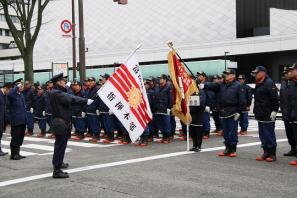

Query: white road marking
<box><xmin>0</xmin><ymin>138</ymin><xmax>288</xmax><ymax>188</ymax></box>
<box><xmin>1</xmin><ymin>148</ymin><xmax>37</xmax><ymax>157</ymax></box>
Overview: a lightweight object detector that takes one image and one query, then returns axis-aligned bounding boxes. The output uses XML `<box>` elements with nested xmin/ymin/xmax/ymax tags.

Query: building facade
<box><xmin>0</xmin><ymin>0</ymin><xmax>296</xmax><ymax>83</ymax></box>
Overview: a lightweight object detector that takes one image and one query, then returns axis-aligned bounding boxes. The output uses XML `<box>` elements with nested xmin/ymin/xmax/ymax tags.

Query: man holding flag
<box><xmin>97</xmin><ymin>50</ymin><xmax>152</xmax><ymax>143</ymax></box>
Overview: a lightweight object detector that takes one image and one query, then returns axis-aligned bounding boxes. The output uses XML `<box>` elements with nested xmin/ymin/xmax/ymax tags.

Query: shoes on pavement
<box><xmin>52</xmin><ymin>170</ymin><xmax>69</xmax><ymax>179</ymax></box>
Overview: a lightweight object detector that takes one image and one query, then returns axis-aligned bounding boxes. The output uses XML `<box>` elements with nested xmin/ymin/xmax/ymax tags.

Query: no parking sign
<box><xmin>60</xmin><ymin>20</ymin><xmax>72</xmax><ymax>34</ymax></box>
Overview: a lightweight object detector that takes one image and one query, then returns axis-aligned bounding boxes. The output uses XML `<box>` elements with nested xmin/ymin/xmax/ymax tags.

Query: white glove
<box><xmin>30</xmin><ymin>108</ymin><xmax>34</xmax><ymax>113</ymax></box>
<box><xmin>81</xmin><ymin>112</ymin><xmax>86</xmax><ymax>118</ymax></box>
<box><xmin>198</xmin><ymin>84</ymin><xmax>205</xmax><ymax>90</ymax></box>
<box><xmin>234</xmin><ymin>113</ymin><xmax>240</xmax><ymax>121</ymax></box>
<box><xmin>66</xmin><ymin>82</ymin><xmax>71</xmax><ymax>87</ymax></box>
<box><xmin>42</xmin><ymin>111</ymin><xmax>46</xmax><ymax>117</ymax></box>
<box><xmin>87</xmin><ymin>99</ymin><xmax>94</xmax><ymax>105</ymax></box>
<box><xmin>270</xmin><ymin>111</ymin><xmax>277</xmax><ymax>121</ymax></box>
<box><xmin>108</xmin><ymin>110</ymin><xmax>113</xmax><ymax>115</ymax></box>
<box><xmin>205</xmin><ymin>106</ymin><xmax>210</xmax><ymax>113</ymax></box>
<box><xmin>167</xmin><ymin>108</ymin><xmax>171</xmax><ymax>115</ymax></box>
<box><xmin>96</xmin><ymin>110</ymin><xmax>100</xmax><ymax>116</ymax></box>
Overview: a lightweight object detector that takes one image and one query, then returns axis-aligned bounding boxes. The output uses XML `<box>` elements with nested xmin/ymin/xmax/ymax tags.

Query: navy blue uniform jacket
<box><xmin>7</xmin><ymin>87</ymin><xmax>27</xmax><ymax>126</ymax></box>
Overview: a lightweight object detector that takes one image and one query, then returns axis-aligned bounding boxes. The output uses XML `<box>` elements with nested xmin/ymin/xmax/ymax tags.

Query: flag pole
<box><xmin>125</xmin><ymin>44</ymin><xmax>142</xmax><ymax>63</ymax></box>
<box><xmin>167</xmin><ymin>42</ymin><xmax>196</xmax><ymax>79</ymax></box>
<box><xmin>168</xmin><ymin>42</ymin><xmax>192</xmax><ymax>151</ymax></box>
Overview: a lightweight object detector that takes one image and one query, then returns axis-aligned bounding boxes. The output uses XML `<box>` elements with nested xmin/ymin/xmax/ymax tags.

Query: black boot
<box><xmin>53</xmin><ymin>169</ymin><xmax>69</xmax><ymax>179</ymax></box>
<box><xmin>284</xmin><ymin>146</ymin><xmax>297</xmax><ymax>157</ymax></box>
<box><xmin>16</xmin><ymin>148</ymin><xmax>26</xmax><ymax>159</ymax></box>
<box><xmin>0</xmin><ymin>147</ymin><xmax>8</xmax><ymax>156</ymax></box>
<box><xmin>61</xmin><ymin>162</ymin><xmax>69</xmax><ymax>169</ymax></box>
<box><xmin>10</xmin><ymin>148</ymin><xmax>21</xmax><ymax>160</ymax></box>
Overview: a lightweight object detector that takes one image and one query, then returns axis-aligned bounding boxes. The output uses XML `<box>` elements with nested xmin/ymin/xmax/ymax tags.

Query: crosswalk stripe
<box><xmin>1</xmin><ymin>148</ymin><xmax>37</xmax><ymax>157</ymax></box>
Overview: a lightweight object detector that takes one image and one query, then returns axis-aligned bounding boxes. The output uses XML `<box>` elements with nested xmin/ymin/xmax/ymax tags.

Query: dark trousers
<box><xmin>73</xmin><ymin>117</ymin><xmax>86</xmax><ymax>135</ymax></box>
<box><xmin>52</xmin><ymin>134</ymin><xmax>68</xmax><ymax>170</ymax></box>
<box><xmin>26</xmin><ymin>112</ymin><xmax>34</xmax><ymax>132</ymax></box>
<box><xmin>154</xmin><ymin>114</ymin><xmax>171</xmax><ymax>138</ymax></box>
<box><xmin>291</xmin><ymin>123</ymin><xmax>297</xmax><ymax>148</ymax></box>
<box><xmin>46</xmin><ymin>114</ymin><xmax>53</xmax><ymax>131</ymax></box>
<box><xmin>189</xmin><ymin>125</ymin><xmax>203</xmax><ymax>148</ymax></box>
<box><xmin>239</xmin><ymin>112</ymin><xmax>249</xmax><ymax>131</ymax></box>
<box><xmin>258</xmin><ymin>122</ymin><xmax>277</xmax><ymax>148</ymax></box>
<box><xmin>10</xmin><ymin>124</ymin><xmax>26</xmax><ymax>155</ymax></box>
<box><xmin>222</xmin><ymin>117</ymin><xmax>238</xmax><ymax>146</ymax></box>
<box><xmin>101</xmin><ymin>113</ymin><xmax>114</xmax><ymax>139</ymax></box>
<box><xmin>152</xmin><ymin>115</ymin><xmax>160</xmax><ymax>136</ymax></box>
<box><xmin>36</xmin><ymin>118</ymin><xmax>47</xmax><ymax>131</ymax></box>
<box><xmin>284</xmin><ymin>121</ymin><xmax>296</xmax><ymax>148</ymax></box>
<box><xmin>0</xmin><ymin>129</ymin><xmax>3</xmax><ymax>149</ymax></box>
<box><xmin>202</xmin><ymin>112</ymin><xmax>210</xmax><ymax>135</ymax></box>
<box><xmin>170</xmin><ymin>115</ymin><xmax>176</xmax><ymax>136</ymax></box>
<box><xmin>87</xmin><ymin>114</ymin><xmax>100</xmax><ymax>135</ymax></box>
<box><xmin>212</xmin><ymin>111</ymin><xmax>222</xmax><ymax>131</ymax></box>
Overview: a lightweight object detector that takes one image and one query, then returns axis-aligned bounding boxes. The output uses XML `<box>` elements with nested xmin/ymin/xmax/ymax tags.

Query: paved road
<box><xmin>0</xmin><ymin>120</ymin><xmax>296</xmax><ymax>198</ymax></box>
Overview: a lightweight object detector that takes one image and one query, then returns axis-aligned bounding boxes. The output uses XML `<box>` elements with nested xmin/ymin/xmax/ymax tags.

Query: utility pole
<box><xmin>78</xmin><ymin>0</ymin><xmax>86</xmax><ymax>81</ymax></box>
<box><xmin>224</xmin><ymin>51</ymin><xmax>230</xmax><ymax>71</ymax></box>
<box><xmin>72</xmin><ymin>0</ymin><xmax>77</xmax><ymax>80</ymax></box>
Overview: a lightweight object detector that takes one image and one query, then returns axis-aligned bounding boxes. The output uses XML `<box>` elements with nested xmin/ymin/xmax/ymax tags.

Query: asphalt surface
<box><xmin>0</xmin><ymin>120</ymin><xmax>296</xmax><ymax>198</ymax></box>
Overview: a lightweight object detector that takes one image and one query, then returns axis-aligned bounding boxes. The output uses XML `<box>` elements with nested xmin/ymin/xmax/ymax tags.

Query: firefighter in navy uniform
<box><xmin>238</xmin><ymin>75</ymin><xmax>253</xmax><ymax>135</ymax></box>
<box><xmin>200</xmin><ymin>69</ymin><xmax>246</xmax><ymax>157</ymax></box>
<box><xmin>211</xmin><ymin>75</ymin><xmax>223</xmax><ymax>136</ymax></box>
<box><xmin>23</xmin><ymin>81</ymin><xmax>35</xmax><ymax>136</ymax></box>
<box><xmin>7</xmin><ymin>79</ymin><xmax>28</xmax><ymax>160</ymax></box>
<box><xmin>50</xmin><ymin>73</ymin><xmax>93</xmax><ymax>178</ymax></box>
<box><xmin>154</xmin><ymin>74</ymin><xmax>172</xmax><ymax>144</ymax></box>
<box><xmin>44</xmin><ymin>81</ymin><xmax>53</xmax><ymax>135</ymax></box>
<box><xmin>70</xmin><ymin>81</ymin><xmax>87</xmax><ymax>141</ymax></box>
<box><xmin>189</xmin><ymin>85</ymin><xmax>206</xmax><ymax>152</ymax></box>
<box><xmin>34</xmin><ymin>85</ymin><xmax>47</xmax><ymax>137</ymax></box>
<box><xmin>280</xmin><ymin>67</ymin><xmax>296</xmax><ymax>157</ymax></box>
<box><xmin>98</xmin><ymin>74</ymin><xmax>115</xmax><ymax>143</ymax></box>
<box><xmin>287</xmin><ymin>64</ymin><xmax>297</xmax><ymax>166</ymax></box>
<box><xmin>197</xmin><ymin>72</ymin><xmax>214</xmax><ymax>139</ymax></box>
<box><xmin>0</xmin><ymin>83</ymin><xmax>11</xmax><ymax>156</ymax></box>
<box><xmin>251</xmin><ymin>66</ymin><xmax>279</xmax><ymax>162</ymax></box>
<box><xmin>86</xmin><ymin>77</ymin><xmax>100</xmax><ymax>143</ymax></box>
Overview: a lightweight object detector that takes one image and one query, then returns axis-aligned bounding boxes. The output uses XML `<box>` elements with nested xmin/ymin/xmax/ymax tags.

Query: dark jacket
<box><xmin>153</xmin><ymin>83</ymin><xmax>172</xmax><ymax>114</ymax></box>
<box><xmin>190</xmin><ymin>90</ymin><xmax>206</xmax><ymax>126</ymax></box>
<box><xmin>72</xmin><ymin>89</ymin><xmax>87</xmax><ymax>116</ymax></box>
<box><xmin>205</xmin><ymin>89</ymin><xmax>215</xmax><ymax>110</ymax></box>
<box><xmin>43</xmin><ymin>90</ymin><xmax>52</xmax><ymax>114</ymax></box>
<box><xmin>280</xmin><ymin>80</ymin><xmax>290</xmax><ymax>121</ymax></box>
<box><xmin>23</xmin><ymin>88</ymin><xmax>34</xmax><ymax>111</ymax></box>
<box><xmin>205</xmin><ymin>80</ymin><xmax>246</xmax><ymax>117</ymax></box>
<box><xmin>50</xmin><ymin>86</ymin><xmax>88</xmax><ymax>135</ymax></box>
<box><xmin>253</xmin><ymin>77</ymin><xmax>279</xmax><ymax>121</ymax></box>
<box><xmin>146</xmin><ymin>88</ymin><xmax>154</xmax><ymax>113</ymax></box>
<box><xmin>33</xmin><ymin>93</ymin><xmax>45</xmax><ymax>117</ymax></box>
<box><xmin>241</xmin><ymin>83</ymin><xmax>253</xmax><ymax>109</ymax></box>
<box><xmin>0</xmin><ymin>90</ymin><xmax>6</xmax><ymax>132</ymax></box>
<box><xmin>288</xmin><ymin>81</ymin><xmax>297</xmax><ymax>122</ymax></box>
<box><xmin>86</xmin><ymin>85</ymin><xmax>100</xmax><ymax>113</ymax></box>
<box><xmin>7</xmin><ymin>87</ymin><xmax>27</xmax><ymax>126</ymax></box>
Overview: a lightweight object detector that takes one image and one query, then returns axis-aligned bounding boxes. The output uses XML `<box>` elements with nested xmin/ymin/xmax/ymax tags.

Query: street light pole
<box><xmin>224</xmin><ymin>51</ymin><xmax>230</xmax><ymax>71</ymax></box>
<box><xmin>78</xmin><ymin>0</ymin><xmax>86</xmax><ymax>81</ymax></box>
<box><xmin>72</xmin><ymin>0</ymin><xmax>77</xmax><ymax>80</ymax></box>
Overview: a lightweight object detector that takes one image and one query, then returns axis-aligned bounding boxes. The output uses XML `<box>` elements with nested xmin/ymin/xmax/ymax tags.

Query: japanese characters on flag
<box><xmin>97</xmin><ymin>54</ymin><xmax>152</xmax><ymax>143</ymax></box>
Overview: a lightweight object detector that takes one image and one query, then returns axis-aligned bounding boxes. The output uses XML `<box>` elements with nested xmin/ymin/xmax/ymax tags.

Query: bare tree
<box><xmin>0</xmin><ymin>0</ymin><xmax>51</xmax><ymax>83</ymax></box>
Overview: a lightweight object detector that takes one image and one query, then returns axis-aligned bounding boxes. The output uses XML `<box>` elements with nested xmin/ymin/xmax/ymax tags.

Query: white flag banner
<box><xmin>97</xmin><ymin>54</ymin><xmax>152</xmax><ymax>143</ymax></box>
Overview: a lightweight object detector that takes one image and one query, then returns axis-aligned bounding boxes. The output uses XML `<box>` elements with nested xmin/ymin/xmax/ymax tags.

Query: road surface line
<box><xmin>0</xmin><ymin>138</ymin><xmax>287</xmax><ymax>188</ymax></box>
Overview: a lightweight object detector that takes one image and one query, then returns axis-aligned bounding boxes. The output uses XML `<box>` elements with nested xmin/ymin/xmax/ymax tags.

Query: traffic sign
<box><xmin>60</xmin><ymin>20</ymin><xmax>72</xmax><ymax>34</ymax></box>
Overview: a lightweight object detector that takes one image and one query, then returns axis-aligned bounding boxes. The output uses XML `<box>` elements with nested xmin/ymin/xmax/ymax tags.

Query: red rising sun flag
<box><xmin>97</xmin><ymin>54</ymin><xmax>152</xmax><ymax>143</ymax></box>
<box><xmin>168</xmin><ymin>50</ymin><xmax>198</xmax><ymax>125</ymax></box>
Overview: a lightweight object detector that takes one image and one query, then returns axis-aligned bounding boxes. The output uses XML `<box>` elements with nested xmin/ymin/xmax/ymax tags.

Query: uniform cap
<box><xmin>251</xmin><ymin>66</ymin><xmax>267</xmax><ymax>74</ymax></box>
<box><xmin>87</xmin><ymin>77</ymin><xmax>96</xmax><ymax>82</ymax></box>
<box><xmin>12</xmin><ymin>78</ymin><xmax>23</xmax><ymax>86</ymax></box>
<box><xmin>100</xmin><ymin>73</ymin><xmax>110</xmax><ymax>79</ymax></box>
<box><xmin>160</xmin><ymin>74</ymin><xmax>168</xmax><ymax>80</ymax></box>
<box><xmin>223</xmin><ymin>69</ymin><xmax>236</xmax><ymax>75</ymax></box>
<box><xmin>50</xmin><ymin>73</ymin><xmax>64</xmax><ymax>83</ymax></box>
<box><xmin>287</xmin><ymin>63</ymin><xmax>297</xmax><ymax>70</ymax></box>
<box><xmin>238</xmin><ymin>74</ymin><xmax>245</xmax><ymax>79</ymax></box>
<box><xmin>197</xmin><ymin>71</ymin><xmax>207</xmax><ymax>77</ymax></box>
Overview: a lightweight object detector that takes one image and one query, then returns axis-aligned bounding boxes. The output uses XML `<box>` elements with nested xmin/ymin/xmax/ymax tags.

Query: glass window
<box><xmin>0</xmin><ymin>29</ymin><xmax>3</xmax><ymax>36</ymax></box>
<box><xmin>5</xmin><ymin>29</ymin><xmax>9</xmax><ymax>36</ymax></box>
